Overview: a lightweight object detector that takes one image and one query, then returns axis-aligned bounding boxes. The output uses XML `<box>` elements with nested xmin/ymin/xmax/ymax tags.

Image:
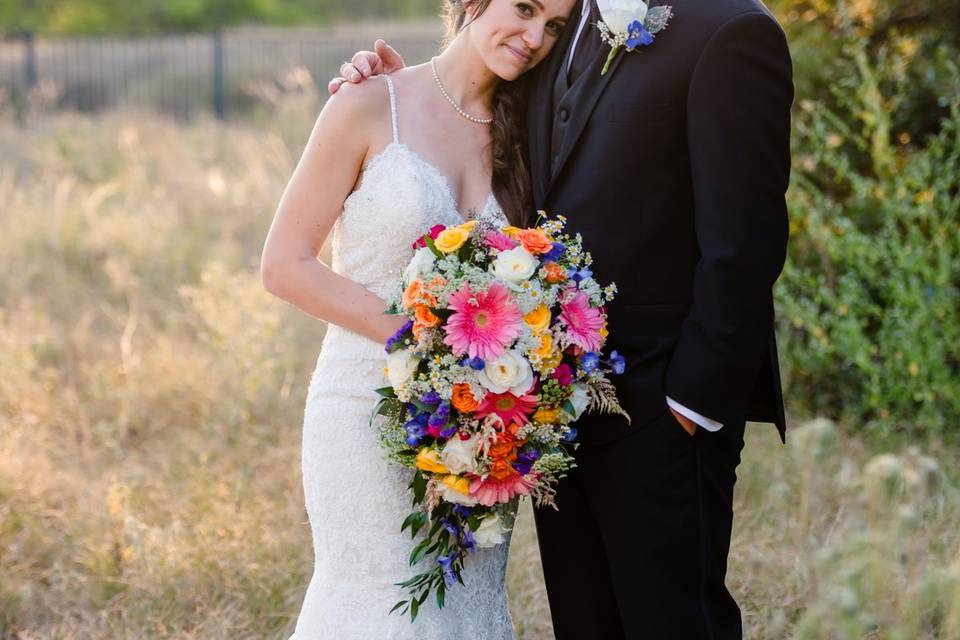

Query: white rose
<box><xmin>597</xmin><ymin>0</ymin><xmax>648</xmax><ymax>34</ymax></box>
<box><xmin>477</xmin><ymin>349</ymin><xmax>534</xmax><ymax>396</ymax></box>
<box><xmin>491</xmin><ymin>246</ymin><xmax>538</xmax><ymax>285</ymax></box>
<box><xmin>473</xmin><ymin>513</ymin><xmax>509</xmax><ymax>548</ymax></box>
<box><xmin>403</xmin><ymin>247</ymin><xmax>436</xmax><ymax>286</ymax></box>
<box><xmin>440</xmin><ymin>434</ymin><xmax>480</xmax><ymax>475</ymax></box>
<box><xmin>437</xmin><ymin>480</ymin><xmax>479</xmax><ymax>506</ymax></box>
<box><xmin>385</xmin><ymin>348</ymin><xmax>420</xmax><ymax>388</ymax></box>
<box><xmin>565</xmin><ymin>383</ymin><xmax>591</xmax><ymax>420</ymax></box>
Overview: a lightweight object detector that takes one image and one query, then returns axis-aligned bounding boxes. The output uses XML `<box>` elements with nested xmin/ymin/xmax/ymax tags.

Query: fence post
<box><xmin>212</xmin><ymin>29</ymin><xmax>225</xmax><ymax>119</ymax></box>
<box><xmin>23</xmin><ymin>31</ymin><xmax>37</xmax><ymax>89</ymax></box>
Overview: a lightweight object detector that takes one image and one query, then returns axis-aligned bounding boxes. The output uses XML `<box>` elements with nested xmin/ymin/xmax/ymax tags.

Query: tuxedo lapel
<box><xmin>527</xmin><ymin>0</ymin><xmax>582</xmax><ymax>225</ymax></box>
<box><xmin>547</xmin><ymin>42</ymin><xmax>626</xmax><ymax>194</ymax></box>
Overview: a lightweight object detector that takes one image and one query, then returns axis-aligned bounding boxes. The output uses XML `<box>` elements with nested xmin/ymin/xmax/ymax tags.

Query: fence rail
<box><xmin>0</xmin><ymin>24</ymin><xmax>442</xmax><ymax>120</ymax></box>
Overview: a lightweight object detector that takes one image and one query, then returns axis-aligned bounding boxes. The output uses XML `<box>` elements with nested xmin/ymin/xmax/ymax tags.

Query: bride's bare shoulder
<box><xmin>320</xmin><ymin>73</ymin><xmax>393</xmax><ymax>128</ymax></box>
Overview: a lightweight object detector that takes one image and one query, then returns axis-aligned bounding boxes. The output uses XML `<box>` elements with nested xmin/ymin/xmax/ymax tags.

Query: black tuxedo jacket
<box><xmin>522</xmin><ymin>0</ymin><xmax>793</xmax><ymax>441</ymax></box>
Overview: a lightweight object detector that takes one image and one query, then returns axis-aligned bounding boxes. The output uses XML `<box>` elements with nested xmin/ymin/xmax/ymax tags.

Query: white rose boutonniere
<box><xmin>596</xmin><ymin>0</ymin><xmax>674</xmax><ymax>75</ymax></box>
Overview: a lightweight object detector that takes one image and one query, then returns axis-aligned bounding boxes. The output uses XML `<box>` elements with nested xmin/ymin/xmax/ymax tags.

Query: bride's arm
<box><xmin>260</xmin><ymin>81</ymin><xmax>408</xmax><ymax>345</ymax></box>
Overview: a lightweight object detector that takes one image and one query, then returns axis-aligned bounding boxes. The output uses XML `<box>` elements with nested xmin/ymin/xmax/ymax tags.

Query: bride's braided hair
<box><xmin>443</xmin><ymin>0</ymin><xmax>532</xmax><ymax>227</ymax></box>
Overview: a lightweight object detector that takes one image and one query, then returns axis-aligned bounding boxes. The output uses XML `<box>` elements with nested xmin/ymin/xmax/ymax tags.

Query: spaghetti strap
<box><xmin>383</xmin><ymin>74</ymin><xmax>399</xmax><ymax>144</ymax></box>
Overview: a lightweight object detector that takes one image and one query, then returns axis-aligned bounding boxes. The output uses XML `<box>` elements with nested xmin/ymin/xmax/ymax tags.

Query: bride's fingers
<box><xmin>351</xmin><ymin>51</ymin><xmax>377</xmax><ymax>78</ymax></box>
<box><xmin>328</xmin><ymin>77</ymin><xmax>347</xmax><ymax>94</ymax></box>
<box><xmin>339</xmin><ymin>62</ymin><xmax>361</xmax><ymax>82</ymax></box>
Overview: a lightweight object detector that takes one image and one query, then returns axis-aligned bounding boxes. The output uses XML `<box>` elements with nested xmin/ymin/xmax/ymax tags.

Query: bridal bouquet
<box><xmin>373</xmin><ymin>212</ymin><xmax>629</xmax><ymax>620</ymax></box>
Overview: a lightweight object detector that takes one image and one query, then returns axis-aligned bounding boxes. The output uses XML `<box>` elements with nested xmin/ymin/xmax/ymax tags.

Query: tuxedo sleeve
<box><xmin>663</xmin><ymin>11</ymin><xmax>793</xmax><ymax>426</ymax></box>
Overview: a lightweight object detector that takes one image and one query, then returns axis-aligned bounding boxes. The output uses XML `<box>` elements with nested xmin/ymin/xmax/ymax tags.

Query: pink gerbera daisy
<box><xmin>469</xmin><ymin>471</ymin><xmax>537</xmax><ymax>507</ymax></box>
<box><xmin>475</xmin><ymin>389</ymin><xmax>538</xmax><ymax>426</ymax></box>
<box><xmin>443</xmin><ymin>282</ymin><xmax>522</xmax><ymax>361</ymax></box>
<box><xmin>559</xmin><ymin>290</ymin><xmax>604</xmax><ymax>352</ymax></box>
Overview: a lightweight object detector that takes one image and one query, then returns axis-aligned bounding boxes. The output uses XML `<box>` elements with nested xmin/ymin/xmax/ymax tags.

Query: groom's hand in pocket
<box><xmin>669</xmin><ymin>407</ymin><xmax>698</xmax><ymax>437</ymax></box>
<box><xmin>328</xmin><ymin>39</ymin><xmax>406</xmax><ymax>94</ymax></box>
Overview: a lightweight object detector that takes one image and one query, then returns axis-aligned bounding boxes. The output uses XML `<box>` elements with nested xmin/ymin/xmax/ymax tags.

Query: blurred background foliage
<box><xmin>766</xmin><ymin>0</ymin><xmax>960</xmax><ymax>439</ymax></box>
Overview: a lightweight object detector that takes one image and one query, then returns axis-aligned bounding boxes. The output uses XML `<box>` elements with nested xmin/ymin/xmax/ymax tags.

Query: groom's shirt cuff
<box><xmin>666</xmin><ymin>396</ymin><xmax>724</xmax><ymax>431</ymax></box>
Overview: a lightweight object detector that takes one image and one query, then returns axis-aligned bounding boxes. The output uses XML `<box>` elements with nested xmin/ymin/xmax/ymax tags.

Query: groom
<box><xmin>333</xmin><ymin>0</ymin><xmax>792</xmax><ymax>636</ymax></box>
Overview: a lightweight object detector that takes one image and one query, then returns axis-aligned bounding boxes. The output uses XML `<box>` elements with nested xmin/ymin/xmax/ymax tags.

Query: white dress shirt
<box><xmin>565</xmin><ymin>0</ymin><xmax>723</xmax><ymax>432</ymax></box>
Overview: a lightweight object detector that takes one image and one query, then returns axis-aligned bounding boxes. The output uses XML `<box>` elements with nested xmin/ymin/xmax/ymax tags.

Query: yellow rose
<box><xmin>415</xmin><ymin>448</ymin><xmax>449</xmax><ymax>474</ymax></box>
<box><xmin>457</xmin><ymin>220</ymin><xmax>478</xmax><ymax>232</ymax></box>
<box><xmin>533</xmin><ymin>407</ymin><xmax>560</xmax><ymax>424</ymax></box>
<box><xmin>442</xmin><ymin>474</ymin><xmax>471</xmax><ymax>495</ymax></box>
<box><xmin>531</xmin><ymin>332</ymin><xmax>554</xmax><ymax>360</ymax></box>
<box><xmin>524</xmin><ymin>304</ymin><xmax>551</xmax><ymax>334</ymax></box>
<box><xmin>434</xmin><ymin>226</ymin><xmax>471</xmax><ymax>253</ymax></box>
<box><xmin>540</xmin><ymin>350</ymin><xmax>563</xmax><ymax>373</ymax></box>
<box><xmin>501</xmin><ymin>226</ymin><xmax>522</xmax><ymax>239</ymax></box>
<box><xmin>599</xmin><ymin>321</ymin><xmax>608</xmax><ymax>339</ymax></box>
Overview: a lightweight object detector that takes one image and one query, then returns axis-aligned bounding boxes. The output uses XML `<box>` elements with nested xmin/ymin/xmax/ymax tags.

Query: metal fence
<box><xmin>0</xmin><ymin>24</ymin><xmax>442</xmax><ymax>120</ymax></box>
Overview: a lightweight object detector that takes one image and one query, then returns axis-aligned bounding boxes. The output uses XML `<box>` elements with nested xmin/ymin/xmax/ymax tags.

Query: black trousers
<box><xmin>533</xmin><ymin>408</ymin><xmax>747</xmax><ymax>640</ymax></box>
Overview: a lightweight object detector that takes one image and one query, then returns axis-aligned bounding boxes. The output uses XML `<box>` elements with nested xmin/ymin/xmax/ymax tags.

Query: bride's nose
<box><xmin>521</xmin><ymin>23</ymin><xmax>545</xmax><ymax>51</ymax></box>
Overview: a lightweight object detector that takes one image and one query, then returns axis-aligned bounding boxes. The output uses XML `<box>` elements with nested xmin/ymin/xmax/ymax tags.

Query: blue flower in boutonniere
<box><xmin>596</xmin><ymin>0</ymin><xmax>674</xmax><ymax>75</ymax></box>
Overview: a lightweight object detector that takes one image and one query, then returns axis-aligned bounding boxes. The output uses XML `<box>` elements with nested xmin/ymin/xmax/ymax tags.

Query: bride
<box><xmin>260</xmin><ymin>0</ymin><xmax>575</xmax><ymax>637</ymax></box>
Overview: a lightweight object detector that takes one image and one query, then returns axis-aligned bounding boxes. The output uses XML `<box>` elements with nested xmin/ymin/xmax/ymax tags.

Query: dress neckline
<box><xmin>362</xmin><ymin>141</ymin><xmax>496</xmax><ymax>225</ymax></box>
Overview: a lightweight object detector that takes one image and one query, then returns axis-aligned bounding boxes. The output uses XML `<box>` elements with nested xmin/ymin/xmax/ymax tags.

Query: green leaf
<box><xmin>424</xmin><ymin>235</ymin><xmax>444</xmax><ymax>259</ymax></box>
<box><xmin>436</xmin><ymin>582</ymin><xmax>446</xmax><ymax>608</ymax></box>
<box><xmin>375</xmin><ymin>386</ymin><xmax>398</xmax><ymax>398</ymax></box>
<box><xmin>412</xmin><ymin>472</ymin><xmax>427</xmax><ymax>503</ymax></box>
<box><xmin>389</xmin><ymin>599</ymin><xmax>408</xmax><ymax>615</ymax></box>
<box><xmin>410</xmin><ymin>596</ymin><xmax>420</xmax><ymax>621</ymax></box>
<box><xmin>409</xmin><ymin>538</ymin><xmax>432</xmax><ymax>565</ymax></box>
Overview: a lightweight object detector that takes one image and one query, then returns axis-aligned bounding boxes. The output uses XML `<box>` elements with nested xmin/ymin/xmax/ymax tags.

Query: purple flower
<box><xmin>551</xmin><ymin>363</ymin><xmax>573</xmax><ymax>387</ymax></box>
<box><xmin>439</xmin><ymin>423</ymin><xmax>458</xmax><ymax>439</ymax></box>
<box><xmin>518</xmin><ymin>448</ymin><xmax>540</xmax><ymax>464</ymax></box>
<box><xmin>421</xmin><ymin>391</ymin><xmax>441</xmax><ymax>406</ymax></box>
<box><xmin>405</xmin><ymin>433</ymin><xmax>421</xmax><ymax>447</ymax></box>
<box><xmin>563</xmin><ymin>427</ymin><xmax>578</xmax><ymax>442</ymax></box>
<box><xmin>384</xmin><ymin>319</ymin><xmax>414</xmax><ymax>353</ymax></box>
<box><xmin>462</xmin><ymin>527</ymin><xmax>476</xmax><ymax>553</ymax></box>
<box><xmin>513</xmin><ymin>461</ymin><xmax>533</xmax><ymax>475</ymax></box>
<box><xmin>441</xmin><ymin>517</ymin><xmax>459</xmax><ymax>537</ymax></box>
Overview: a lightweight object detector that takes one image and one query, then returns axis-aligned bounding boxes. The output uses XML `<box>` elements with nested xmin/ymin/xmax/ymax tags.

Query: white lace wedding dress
<box><xmin>288</xmin><ymin>74</ymin><xmax>516</xmax><ymax>639</ymax></box>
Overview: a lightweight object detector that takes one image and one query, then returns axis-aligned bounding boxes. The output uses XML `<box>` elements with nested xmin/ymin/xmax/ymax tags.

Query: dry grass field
<box><xmin>1</xmin><ymin>99</ymin><xmax>959</xmax><ymax>639</ymax></box>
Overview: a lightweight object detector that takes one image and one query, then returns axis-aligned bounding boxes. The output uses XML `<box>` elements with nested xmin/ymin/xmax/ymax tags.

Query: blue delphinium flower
<box><xmin>441</xmin><ymin>517</ymin><xmax>459</xmax><ymax>537</ymax></box>
<box><xmin>563</xmin><ymin>427</ymin><xmax>578</xmax><ymax>442</ymax></box>
<box><xmin>626</xmin><ymin>20</ymin><xmax>654</xmax><ymax>49</ymax></box>
<box><xmin>421</xmin><ymin>391</ymin><xmax>442</xmax><ymax>406</ymax></box>
<box><xmin>461</xmin><ymin>356</ymin><xmax>485</xmax><ymax>370</ymax></box>
<box><xmin>452</xmin><ymin>505</ymin><xmax>473</xmax><ymax>519</ymax></box>
<box><xmin>544</xmin><ymin>242</ymin><xmax>566</xmax><ymax>262</ymax></box>
<box><xmin>437</xmin><ymin>554</ymin><xmax>457</xmax><ymax>586</ymax></box>
<box><xmin>567</xmin><ymin>267</ymin><xmax>594</xmax><ymax>284</ymax></box>
<box><xmin>513</xmin><ymin>460</ymin><xmax>533</xmax><ymax>475</ymax></box>
<box><xmin>439</xmin><ymin>424</ymin><xmax>458</xmax><ymax>439</ymax></box>
<box><xmin>462</xmin><ymin>527</ymin><xmax>476</xmax><ymax>553</ymax></box>
<box><xmin>609</xmin><ymin>349</ymin><xmax>626</xmax><ymax>375</ymax></box>
<box><xmin>580</xmin><ymin>352</ymin><xmax>600</xmax><ymax>373</ymax></box>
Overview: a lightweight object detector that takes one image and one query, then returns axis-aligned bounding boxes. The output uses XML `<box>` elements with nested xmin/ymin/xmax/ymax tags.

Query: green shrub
<box><xmin>776</xmin><ymin>38</ymin><xmax>960</xmax><ymax>437</ymax></box>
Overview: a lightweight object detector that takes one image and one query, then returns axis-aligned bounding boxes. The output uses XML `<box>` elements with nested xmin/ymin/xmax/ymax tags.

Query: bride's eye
<box><xmin>515</xmin><ymin>2</ymin><xmax>534</xmax><ymax>17</ymax></box>
<box><xmin>546</xmin><ymin>20</ymin><xmax>564</xmax><ymax>37</ymax></box>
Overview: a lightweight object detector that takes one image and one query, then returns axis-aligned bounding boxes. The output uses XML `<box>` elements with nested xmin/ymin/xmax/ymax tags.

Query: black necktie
<box><xmin>567</xmin><ymin>1</ymin><xmax>601</xmax><ymax>85</ymax></box>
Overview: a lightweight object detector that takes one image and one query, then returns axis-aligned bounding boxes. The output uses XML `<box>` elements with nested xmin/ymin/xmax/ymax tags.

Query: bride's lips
<box><xmin>504</xmin><ymin>44</ymin><xmax>533</xmax><ymax>65</ymax></box>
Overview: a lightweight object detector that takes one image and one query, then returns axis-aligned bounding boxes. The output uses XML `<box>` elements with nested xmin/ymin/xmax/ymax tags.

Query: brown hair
<box><xmin>443</xmin><ymin>0</ymin><xmax>532</xmax><ymax>227</ymax></box>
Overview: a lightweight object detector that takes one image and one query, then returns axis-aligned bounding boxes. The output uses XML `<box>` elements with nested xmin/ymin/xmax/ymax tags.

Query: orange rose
<box><xmin>414</xmin><ymin>305</ymin><xmax>441</xmax><ymax>328</ymax></box>
<box><xmin>488</xmin><ymin>430</ymin><xmax>519</xmax><ymax>461</ymax></box>
<box><xmin>403</xmin><ymin>279</ymin><xmax>438</xmax><ymax>310</ymax></box>
<box><xmin>544</xmin><ymin>261</ymin><xmax>567</xmax><ymax>284</ymax></box>
<box><xmin>451</xmin><ymin>383</ymin><xmax>479</xmax><ymax>413</ymax></box>
<box><xmin>489</xmin><ymin>459</ymin><xmax>518</xmax><ymax>481</ymax></box>
<box><xmin>517</xmin><ymin>228</ymin><xmax>553</xmax><ymax>255</ymax></box>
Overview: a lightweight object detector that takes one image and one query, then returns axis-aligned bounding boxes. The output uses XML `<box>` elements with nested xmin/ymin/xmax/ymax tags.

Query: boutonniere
<box><xmin>596</xmin><ymin>0</ymin><xmax>674</xmax><ymax>75</ymax></box>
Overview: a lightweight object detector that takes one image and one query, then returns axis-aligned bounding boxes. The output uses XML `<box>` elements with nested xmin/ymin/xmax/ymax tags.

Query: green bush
<box><xmin>775</xmin><ymin>38</ymin><xmax>960</xmax><ymax>437</ymax></box>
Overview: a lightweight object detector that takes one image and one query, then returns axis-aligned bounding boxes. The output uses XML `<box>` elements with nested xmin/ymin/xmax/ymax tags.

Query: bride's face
<box><xmin>465</xmin><ymin>0</ymin><xmax>577</xmax><ymax>80</ymax></box>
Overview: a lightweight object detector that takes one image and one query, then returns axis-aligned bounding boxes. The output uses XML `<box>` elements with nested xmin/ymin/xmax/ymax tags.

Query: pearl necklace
<box><xmin>431</xmin><ymin>57</ymin><xmax>493</xmax><ymax>125</ymax></box>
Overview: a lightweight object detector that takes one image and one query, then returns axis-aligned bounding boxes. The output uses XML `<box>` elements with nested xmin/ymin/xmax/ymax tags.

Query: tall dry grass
<box><xmin>1</xmin><ymin>96</ymin><xmax>958</xmax><ymax>639</ymax></box>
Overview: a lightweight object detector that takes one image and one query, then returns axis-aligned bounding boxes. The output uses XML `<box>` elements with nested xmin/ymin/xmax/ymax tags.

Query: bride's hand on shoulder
<box><xmin>328</xmin><ymin>39</ymin><xmax>406</xmax><ymax>94</ymax></box>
